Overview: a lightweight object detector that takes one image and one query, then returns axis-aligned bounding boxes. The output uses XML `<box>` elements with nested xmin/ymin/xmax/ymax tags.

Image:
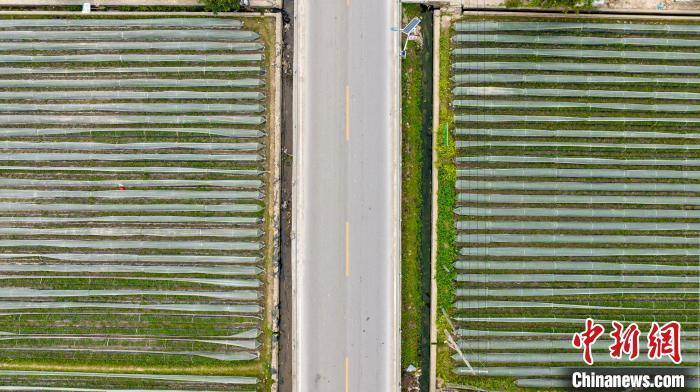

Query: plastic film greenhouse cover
<box><xmin>456</xmin><ymin>155</ymin><xmax>700</xmax><ymax>166</ymax></box>
<box><xmin>452</xmin><ymin>47</ymin><xmax>700</xmax><ymax>60</ymax></box>
<box><xmin>454</xmin><ymin>21</ymin><xmax>700</xmax><ymax>33</ymax></box>
<box><xmin>452</xmin><ymin>61</ymin><xmax>700</xmax><ymax>74</ymax></box>
<box><xmin>453</xmin><ymin>33</ymin><xmax>700</xmax><ymax>47</ymax></box>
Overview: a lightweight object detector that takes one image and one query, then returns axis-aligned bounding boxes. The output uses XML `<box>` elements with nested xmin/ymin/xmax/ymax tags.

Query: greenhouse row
<box><xmin>456</xmin><ymin>128</ymin><xmax>700</xmax><ymax>139</ymax></box>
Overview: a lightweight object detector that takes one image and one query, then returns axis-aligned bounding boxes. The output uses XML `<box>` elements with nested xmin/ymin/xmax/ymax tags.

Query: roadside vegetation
<box><xmin>400</xmin><ymin>4</ymin><xmax>432</xmax><ymax>389</ymax></box>
<box><xmin>434</xmin><ymin>16</ymin><xmax>461</xmax><ymax>390</ymax></box>
<box><xmin>199</xmin><ymin>0</ymin><xmax>241</xmax><ymax>13</ymax></box>
<box><xmin>504</xmin><ymin>0</ymin><xmax>594</xmax><ymax>10</ymax></box>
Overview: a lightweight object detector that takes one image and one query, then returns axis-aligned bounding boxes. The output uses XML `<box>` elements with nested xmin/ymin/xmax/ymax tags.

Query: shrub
<box><xmin>200</xmin><ymin>0</ymin><xmax>241</xmax><ymax>13</ymax></box>
<box><xmin>529</xmin><ymin>0</ymin><xmax>594</xmax><ymax>9</ymax></box>
<box><xmin>504</xmin><ymin>0</ymin><xmax>524</xmax><ymax>8</ymax></box>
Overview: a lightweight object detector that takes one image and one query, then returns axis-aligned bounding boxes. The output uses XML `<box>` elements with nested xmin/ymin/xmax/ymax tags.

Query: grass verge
<box><xmin>252</xmin><ymin>14</ymin><xmax>277</xmax><ymax>392</ymax></box>
<box><xmin>435</xmin><ymin>15</ymin><xmax>458</xmax><ymax>388</ymax></box>
<box><xmin>400</xmin><ymin>3</ymin><xmax>429</xmax><ymax>376</ymax></box>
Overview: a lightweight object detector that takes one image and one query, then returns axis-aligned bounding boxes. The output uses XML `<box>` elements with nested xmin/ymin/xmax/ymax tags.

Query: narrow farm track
<box><xmin>0</xmin><ymin>16</ymin><xmax>274</xmax><ymax>390</ymax></box>
<box><xmin>449</xmin><ymin>16</ymin><xmax>700</xmax><ymax>390</ymax></box>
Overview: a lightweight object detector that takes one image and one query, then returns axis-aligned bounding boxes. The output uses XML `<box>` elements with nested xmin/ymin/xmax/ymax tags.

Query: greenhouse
<box><xmin>446</xmin><ymin>15</ymin><xmax>700</xmax><ymax>390</ymax></box>
<box><xmin>0</xmin><ymin>15</ymin><xmax>277</xmax><ymax>391</ymax></box>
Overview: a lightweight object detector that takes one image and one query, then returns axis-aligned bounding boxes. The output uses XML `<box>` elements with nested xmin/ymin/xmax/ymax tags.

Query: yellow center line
<box><xmin>345</xmin><ymin>356</ymin><xmax>350</xmax><ymax>392</ymax></box>
<box><xmin>345</xmin><ymin>221</ymin><xmax>350</xmax><ymax>277</ymax></box>
<box><xmin>345</xmin><ymin>85</ymin><xmax>350</xmax><ymax>142</ymax></box>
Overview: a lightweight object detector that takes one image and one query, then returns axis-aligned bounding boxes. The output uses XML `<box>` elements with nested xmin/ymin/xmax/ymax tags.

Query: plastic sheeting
<box><xmin>0</xmin><ymin>178</ymin><xmax>262</xmax><ymax>188</ymax></box>
<box><xmin>456</xmin><ymin>329</ymin><xmax>699</xmax><ymax>338</ymax></box>
<box><xmin>456</xmin><ymin>329</ymin><xmax>571</xmax><ymax>337</ymax></box>
<box><xmin>456</xmin><ymin>180</ymin><xmax>700</xmax><ymax>192</ymax></box>
<box><xmin>515</xmin><ymin>379</ymin><xmax>574</xmax><ymax>389</ymax></box>
<box><xmin>460</xmin><ymin>353</ymin><xmax>699</xmax><ymax>364</ymax></box>
<box><xmin>0</xmin><ymin>227</ymin><xmax>262</xmax><ymax>238</ymax></box>
<box><xmin>0</xmin><ymin>103</ymin><xmax>264</xmax><ymax>113</ymax></box>
<box><xmin>0</xmin><ymin>153</ymin><xmax>262</xmax><ymax>161</ymax></box>
<box><xmin>0</xmin><ymin>216</ymin><xmax>259</xmax><ymax>224</ymax></box>
<box><xmin>0</xmin><ymin>165</ymin><xmax>262</xmax><ymax>175</ymax></box>
<box><xmin>455</xmin><ymin>220</ymin><xmax>700</xmax><ymax>231</ymax></box>
<box><xmin>455</xmin><ymin>367</ymin><xmax>698</xmax><ymax>378</ymax></box>
<box><xmin>0</xmin><ymin>328</ymin><xmax>260</xmax><ymax>338</ymax></box>
<box><xmin>0</xmin><ymin>347</ymin><xmax>258</xmax><ymax>362</ymax></box>
<box><xmin>0</xmin><ymin>30</ymin><xmax>259</xmax><ymax>41</ymax></box>
<box><xmin>0</xmin><ymin>141</ymin><xmax>261</xmax><ymax>151</ymax></box>
<box><xmin>0</xmin><ymin>78</ymin><xmax>263</xmax><ymax>88</ymax></box>
<box><xmin>456</xmin><ymin>155</ymin><xmax>700</xmax><ymax>166</ymax></box>
<box><xmin>457</xmin><ymin>233</ymin><xmax>700</xmax><ymax>245</ymax></box>
<box><xmin>453</xmin><ymin>47</ymin><xmax>700</xmax><ymax>60</ymax></box>
<box><xmin>459</xmin><ymin>247</ymin><xmax>700</xmax><ymax>257</ymax></box>
<box><xmin>455</xmin><ymin>128</ymin><xmax>700</xmax><ymax>139</ymax></box>
<box><xmin>453</xmin><ymin>87</ymin><xmax>700</xmax><ymax>100</ymax></box>
<box><xmin>0</xmin><ymin>41</ymin><xmax>262</xmax><ymax>51</ymax></box>
<box><xmin>453</xmin><ymin>61</ymin><xmax>700</xmax><ymax>74</ymax></box>
<box><xmin>0</xmin><ymin>115</ymin><xmax>265</xmax><ymax>125</ymax></box>
<box><xmin>0</xmin><ymin>239</ymin><xmax>263</xmax><ymax>251</ymax></box>
<box><xmin>456</xmin><ymin>287</ymin><xmax>698</xmax><ymax>298</ymax></box>
<box><xmin>454</xmin><ymin>21</ymin><xmax>700</xmax><ymax>34</ymax></box>
<box><xmin>455</xmin><ymin>114</ymin><xmax>700</xmax><ymax>123</ymax></box>
<box><xmin>0</xmin><ymin>66</ymin><xmax>261</xmax><ymax>75</ymax></box>
<box><xmin>0</xmin><ymin>288</ymin><xmax>259</xmax><ymax>301</ymax></box>
<box><xmin>454</xmin><ymin>317</ymin><xmax>620</xmax><ymax>324</ymax></box>
<box><xmin>453</xmin><ymin>99</ymin><xmax>700</xmax><ymax>113</ymax></box>
<box><xmin>0</xmin><ymin>91</ymin><xmax>264</xmax><ymax>101</ymax></box>
<box><xmin>0</xmin><ymin>253</ymin><xmax>260</xmax><ymax>264</ymax></box>
<box><xmin>453</xmin><ymin>33</ymin><xmax>700</xmax><ymax>47</ymax></box>
<box><xmin>495</xmin><ymin>332</ymin><xmax>696</xmax><ymax>347</ymax></box>
<box><xmin>0</xmin><ymin>18</ymin><xmax>244</xmax><ymax>28</ymax></box>
<box><xmin>0</xmin><ymin>127</ymin><xmax>264</xmax><ymax>137</ymax></box>
<box><xmin>456</xmin><ymin>273</ymin><xmax>694</xmax><ymax>283</ymax></box>
<box><xmin>457</xmin><ymin>168</ymin><xmax>700</xmax><ymax>180</ymax></box>
<box><xmin>0</xmin><ymin>370</ymin><xmax>257</xmax><ymax>385</ymax></box>
<box><xmin>457</xmin><ymin>192</ymin><xmax>700</xmax><ymax>205</ymax></box>
<box><xmin>0</xmin><ymin>335</ymin><xmax>260</xmax><ymax>349</ymax></box>
<box><xmin>0</xmin><ymin>189</ymin><xmax>261</xmax><ymax>200</ymax></box>
<box><xmin>459</xmin><ymin>139</ymin><xmax>700</xmax><ymax>149</ymax></box>
<box><xmin>0</xmin><ymin>264</ymin><xmax>260</xmax><ymax>276</ymax></box>
<box><xmin>452</xmin><ymin>73</ymin><xmax>700</xmax><ymax>85</ymax></box>
<box><xmin>0</xmin><ymin>301</ymin><xmax>261</xmax><ymax>313</ymax></box>
<box><xmin>455</xmin><ymin>300</ymin><xmax>632</xmax><ymax>310</ymax></box>
<box><xmin>0</xmin><ymin>54</ymin><xmax>262</xmax><ymax>63</ymax></box>
<box><xmin>455</xmin><ymin>206</ymin><xmax>700</xmax><ymax>219</ymax></box>
<box><xmin>0</xmin><ymin>276</ymin><xmax>260</xmax><ymax>288</ymax></box>
<box><xmin>0</xmin><ymin>202</ymin><xmax>262</xmax><ymax>213</ymax></box>
<box><xmin>454</xmin><ymin>261</ymin><xmax>698</xmax><ymax>271</ymax></box>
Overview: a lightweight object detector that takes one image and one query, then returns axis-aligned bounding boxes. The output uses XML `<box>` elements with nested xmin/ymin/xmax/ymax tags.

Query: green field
<box><xmin>437</xmin><ymin>14</ymin><xmax>700</xmax><ymax>391</ymax></box>
<box><xmin>0</xmin><ymin>15</ymin><xmax>278</xmax><ymax>391</ymax></box>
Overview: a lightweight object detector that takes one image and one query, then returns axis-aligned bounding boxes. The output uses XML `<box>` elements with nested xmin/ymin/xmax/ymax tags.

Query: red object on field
<box><xmin>118</xmin><ymin>183</ymin><xmax>126</xmax><ymax>191</ymax></box>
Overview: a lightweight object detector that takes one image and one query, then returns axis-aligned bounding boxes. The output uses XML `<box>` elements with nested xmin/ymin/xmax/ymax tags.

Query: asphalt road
<box><xmin>293</xmin><ymin>0</ymin><xmax>401</xmax><ymax>391</ymax></box>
